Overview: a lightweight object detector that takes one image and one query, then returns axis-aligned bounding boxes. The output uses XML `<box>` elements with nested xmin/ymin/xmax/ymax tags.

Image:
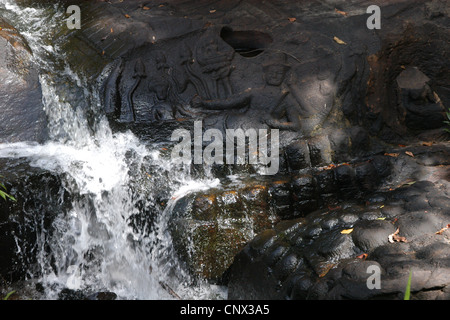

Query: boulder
<box><xmin>0</xmin><ymin>17</ymin><xmax>47</xmax><ymax>143</ymax></box>
<box><xmin>0</xmin><ymin>158</ymin><xmax>71</xmax><ymax>282</ymax></box>
<box><xmin>227</xmin><ymin>145</ymin><xmax>450</xmax><ymax>299</ymax></box>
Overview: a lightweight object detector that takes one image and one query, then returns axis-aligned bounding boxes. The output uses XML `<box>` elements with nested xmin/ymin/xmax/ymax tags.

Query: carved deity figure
<box><xmin>191</xmin><ymin>52</ymin><xmax>315</xmax><ymax>133</ymax></box>
<box><xmin>195</xmin><ymin>32</ymin><xmax>235</xmax><ymax>100</ymax></box>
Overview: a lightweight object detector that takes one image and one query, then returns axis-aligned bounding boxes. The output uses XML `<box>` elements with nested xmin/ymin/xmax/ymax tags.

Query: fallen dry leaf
<box><xmin>318</xmin><ymin>263</ymin><xmax>335</xmax><ymax>278</ymax></box>
<box><xmin>288</xmin><ymin>17</ymin><xmax>297</xmax><ymax>22</ymax></box>
<box><xmin>405</xmin><ymin>151</ymin><xmax>414</xmax><ymax>157</ymax></box>
<box><xmin>334</xmin><ymin>8</ymin><xmax>348</xmax><ymax>16</ymax></box>
<box><xmin>209</xmin><ymin>9</ymin><xmax>216</xmax><ymax>13</ymax></box>
<box><xmin>328</xmin><ymin>205</ymin><xmax>342</xmax><ymax>211</ymax></box>
<box><xmin>341</xmin><ymin>228</ymin><xmax>353</xmax><ymax>234</ymax></box>
<box><xmin>356</xmin><ymin>253</ymin><xmax>368</xmax><ymax>260</ymax></box>
<box><xmin>142</xmin><ymin>6</ymin><xmax>150</xmax><ymax>10</ymax></box>
<box><xmin>398</xmin><ymin>144</ymin><xmax>407</xmax><ymax>148</ymax></box>
<box><xmin>422</xmin><ymin>141</ymin><xmax>433</xmax><ymax>146</ymax></box>
<box><xmin>384</xmin><ymin>152</ymin><xmax>399</xmax><ymax>158</ymax></box>
<box><xmin>124</xmin><ymin>14</ymin><xmax>131</xmax><ymax>18</ymax></box>
<box><xmin>333</xmin><ymin>36</ymin><xmax>346</xmax><ymax>45</ymax></box>
<box><xmin>436</xmin><ymin>224</ymin><xmax>450</xmax><ymax>235</ymax></box>
<box><xmin>388</xmin><ymin>228</ymin><xmax>407</xmax><ymax>243</ymax></box>
<box><xmin>110</xmin><ymin>27</ymin><xmax>114</xmax><ymax>33</ymax></box>
<box><xmin>397</xmin><ymin>179</ymin><xmax>416</xmax><ymax>188</ymax></box>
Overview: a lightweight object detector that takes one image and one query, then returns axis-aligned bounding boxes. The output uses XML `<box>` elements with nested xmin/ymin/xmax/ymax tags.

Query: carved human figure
<box><xmin>120</xmin><ymin>58</ymin><xmax>146</xmax><ymax>122</ymax></box>
<box><xmin>172</xmin><ymin>42</ymin><xmax>208</xmax><ymax>100</ymax></box>
<box><xmin>191</xmin><ymin>52</ymin><xmax>314</xmax><ymax>133</ymax></box>
<box><xmin>396</xmin><ymin>66</ymin><xmax>445</xmax><ymax>130</ymax></box>
<box><xmin>195</xmin><ymin>32</ymin><xmax>235</xmax><ymax>100</ymax></box>
<box><xmin>147</xmin><ymin>76</ymin><xmax>177</xmax><ymax>121</ymax></box>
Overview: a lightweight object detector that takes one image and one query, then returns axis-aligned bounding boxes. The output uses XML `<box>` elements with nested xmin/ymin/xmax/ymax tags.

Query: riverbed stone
<box><xmin>0</xmin><ymin>17</ymin><xmax>47</xmax><ymax>143</ymax></box>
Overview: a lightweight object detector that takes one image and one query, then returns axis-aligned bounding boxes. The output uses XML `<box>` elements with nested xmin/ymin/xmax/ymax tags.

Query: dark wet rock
<box><xmin>0</xmin><ymin>17</ymin><xmax>47</xmax><ymax>143</ymax></box>
<box><xmin>396</xmin><ymin>67</ymin><xmax>446</xmax><ymax>131</ymax></box>
<box><xmin>167</xmin><ymin>153</ymin><xmax>393</xmax><ymax>282</ymax></box>
<box><xmin>227</xmin><ymin>171</ymin><xmax>450</xmax><ymax>299</ymax></box>
<box><xmin>0</xmin><ymin>159</ymin><xmax>71</xmax><ymax>282</ymax></box>
<box><xmin>169</xmin><ymin>182</ymin><xmax>277</xmax><ymax>281</ymax></box>
<box><xmin>351</xmin><ymin>220</ymin><xmax>397</xmax><ymax>252</ymax></box>
<box><xmin>86</xmin><ymin>291</ymin><xmax>117</xmax><ymax>300</ymax></box>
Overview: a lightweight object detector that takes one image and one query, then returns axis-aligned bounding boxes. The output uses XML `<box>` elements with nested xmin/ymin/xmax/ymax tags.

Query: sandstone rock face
<box><xmin>0</xmin><ymin>17</ymin><xmax>47</xmax><ymax>143</ymax></box>
<box><xmin>0</xmin><ymin>158</ymin><xmax>71</xmax><ymax>281</ymax></box>
<box><xmin>227</xmin><ymin>147</ymin><xmax>450</xmax><ymax>300</ymax></box>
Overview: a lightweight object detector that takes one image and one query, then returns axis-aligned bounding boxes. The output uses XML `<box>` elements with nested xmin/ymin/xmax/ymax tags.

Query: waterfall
<box><xmin>0</xmin><ymin>0</ymin><xmax>225</xmax><ymax>299</ymax></box>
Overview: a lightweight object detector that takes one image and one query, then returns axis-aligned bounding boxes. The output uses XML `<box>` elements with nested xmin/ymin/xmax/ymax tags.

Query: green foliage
<box><xmin>444</xmin><ymin>108</ymin><xmax>450</xmax><ymax>133</ymax></box>
<box><xmin>0</xmin><ymin>176</ymin><xmax>16</xmax><ymax>202</ymax></box>
<box><xmin>404</xmin><ymin>270</ymin><xmax>412</xmax><ymax>300</ymax></box>
<box><xmin>3</xmin><ymin>291</ymin><xmax>16</xmax><ymax>300</ymax></box>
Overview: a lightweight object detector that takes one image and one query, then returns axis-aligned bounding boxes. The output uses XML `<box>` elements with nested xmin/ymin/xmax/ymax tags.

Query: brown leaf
<box><xmin>398</xmin><ymin>144</ymin><xmax>407</xmax><ymax>148</ymax></box>
<box><xmin>288</xmin><ymin>17</ymin><xmax>296</xmax><ymax>22</ymax></box>
<box><xmin>341</xmin><ymin>228</ymin><xmax>353</xmax><ymax>234</ymax></box>
<box><xmin>124</xmin><ymin>14</ymin><xmax>131</xmax><ymax>18</ymax></box>
<box><xmin>334</xmin><ymin>8</ymin><xmax>348</xmax><ymax>16</ymax></box>
<box><xmin>436</xmin><ymin>224</ymin><xmax>450</xmax><ymax>235</ymax></box>
<box><xmin>328</xmin><ymin>205</ymin><xmax>342</xmax><ymax>211</ymax></box>
<box><xmin>388</xmin><ymin>228</ymin><xmax>407</xmax><ymax>243</ymax></box>
<box><xmin>209</xmin><ymin>9</ymin><xmax>216</xmax><ymax>13</ymax></box>
<box><xmin>356</xmin><ymin>253</ymin><xmax>368</xmax><ymax>260</ymax></box>
<box><xmin>422</xmin><ymin>141</ymin><xmax>433</xmax><ymax>146</ymax></box>
<box><xmin>142</xmin><ymin>6</ymin><xmax>150</xmax><ymax>10</ymax></box>
<box><xmin>384</xmin><ymin>152</ymin><xmax>399</xmax><ymax>157</ymax></box>
<box><xmin>397</xmin><ymin>179</ymin><xmax>416</xmax><ymax>188</ymax></box>
<box><xmin>333</xmin><ymin>36</ymin><xmax>346</xmax><ymax>45</ymax></box>
<box><xmin>110</xmin><ymin>27</ymin><xmax>114</xmax><ymax>33</ymax></box>
<box><xmin>405</xmin><ymin>151</ymin><xmax>414</xmax><ymax>157</ymax></box>
<box><xmin>318</xmin><ymin>263</ymin><xmax>335</xmax><ymax>278</ymax></box>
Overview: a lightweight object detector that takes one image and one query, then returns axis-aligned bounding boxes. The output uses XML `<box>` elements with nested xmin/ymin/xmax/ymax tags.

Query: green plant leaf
<box><xmin>404</xmin><ymin>270</ymin><xmax>412</xmax><ymax>300</ymax></box>
<box><xmin>3</xmin><ymin>290</ymin><xmax>16</xmax><ymax>300</ymax></box>
<box><xmin>0</xmin><ymin>189</ymin><xmax>16</xmax><ymax>202</ymax></box>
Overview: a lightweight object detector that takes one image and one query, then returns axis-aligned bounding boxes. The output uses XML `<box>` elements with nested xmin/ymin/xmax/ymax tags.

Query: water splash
<box><xmin>0</xmin><ymin>0</ymin><xmax>226</xmax><ymax>300</ymax></box>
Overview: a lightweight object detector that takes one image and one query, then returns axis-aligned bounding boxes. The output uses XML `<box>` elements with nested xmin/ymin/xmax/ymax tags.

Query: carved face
<box><xmin>264</xmin><ymin>65</ymin><xmax>287</xmax><ymax>86</ymax></box>
<box><xmin>154</xmin><ymin>83</ymin><xmax>169</xmax><ymax>100</ymax></box>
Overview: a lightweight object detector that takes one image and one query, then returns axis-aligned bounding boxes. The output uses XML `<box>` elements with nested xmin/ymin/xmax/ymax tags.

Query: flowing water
<box><xmin>0</xmin><ymin>0</ymin><xmax>225</xmax><ymax>299</ymax></box>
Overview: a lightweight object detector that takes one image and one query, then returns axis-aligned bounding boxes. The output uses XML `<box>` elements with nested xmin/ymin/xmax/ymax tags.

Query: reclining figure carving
<box><xmin>190</xmin><ymin>52</ymin><xmax>316</xmax><ymax>134</ymax></box>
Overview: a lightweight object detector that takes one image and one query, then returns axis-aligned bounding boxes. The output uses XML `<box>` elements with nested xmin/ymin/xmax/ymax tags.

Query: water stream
<box><xmin>0</xmin><ymin>0</ymin><xmax>225</xmax><ymax>300</ymax></box>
